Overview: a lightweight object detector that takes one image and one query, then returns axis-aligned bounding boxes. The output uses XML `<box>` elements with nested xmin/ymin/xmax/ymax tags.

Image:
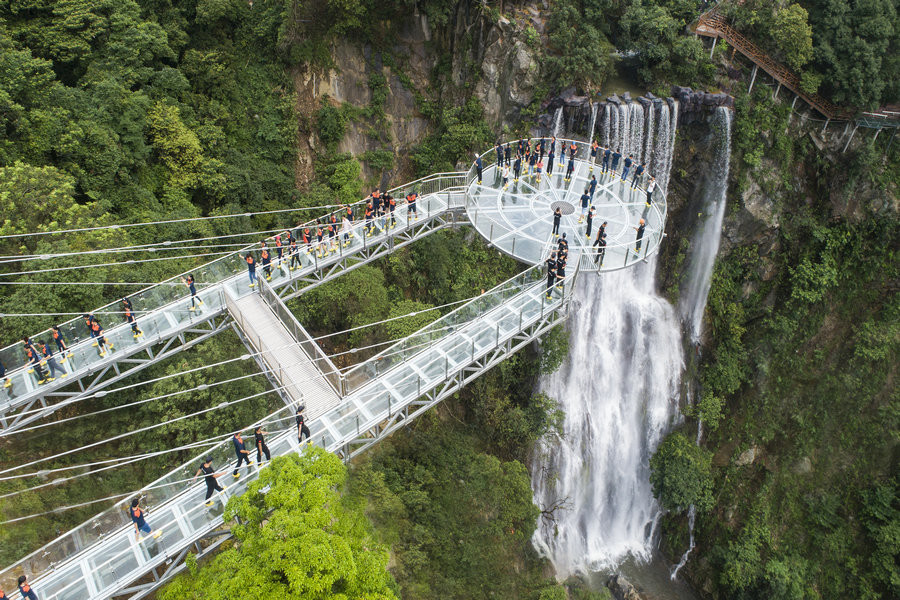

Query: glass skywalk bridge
<box><xmin>1</xmin><ymin>138</ymin><xmax>671</xmax><ymax>599</ymax></box>
<box><xmin>0</xmin><ymin>173</ymin><xmax>468</xmax><ymax>434</ymax></box>
<box><xmin>0</xmin><ymin>262</ymin><xmax>574</xmax><ymax>600</ymax></box>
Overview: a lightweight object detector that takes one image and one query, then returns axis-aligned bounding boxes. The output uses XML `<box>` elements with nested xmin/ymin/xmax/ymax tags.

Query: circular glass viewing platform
<box><xmin>464</xmin><ymin>138</ymin><xmax>667</xmax><ymax>272</ymax></box>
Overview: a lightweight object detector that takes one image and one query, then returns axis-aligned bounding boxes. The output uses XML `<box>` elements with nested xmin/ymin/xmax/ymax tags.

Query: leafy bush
<box><xmin>650</xmin><ymin>432</ymin><xmax>714</xmax><ymax>513</ymax></box>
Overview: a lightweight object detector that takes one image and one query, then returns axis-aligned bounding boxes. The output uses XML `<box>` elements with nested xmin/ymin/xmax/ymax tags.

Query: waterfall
<box><xmin>609</xmin><ymin>106</ymin><xmax>619</xmax><ymax>150</ymax></box>
<box><xmin>651</xmin><ymin>103</ymin><xmax>671</xmax><ymax>190</ymax></box>
<box><xmin>531</xmin><ymin>261</ymin><xmax>684</xmax><ymax>576</ymax></box>
<box><xmin>552</xmin><ymin>107</ymin><xmax>564</xmax><ymax>139</ymax></box>
<box><xmin>660</xmin><ymin>100</ymin><xmax>679</xmax><ymax>193</ymax></box>
<box><xmin>679</xmin><ymin>107</ymin><xmax>732</xmax><ymax>342</ymax></box>
<box><xmin>618</xmin><ymin>104</ymin><xmax>629</xmax><ymax>155</ymax></box>
<box><xmin>643</xmin><ymin>103</ymin><xmax>655</xmax><ymax>170</ymax></box>
<box><xmin>670</xmin><ymin>505</ymin><xmax>697</xmax><ymax>579</ymax></box>
<box><xmin>602</xmin><ymin>104</ymin><xmax>611</xmax><ymax>148</ymax></box>
<box><xmin>587</xmin><ymin>102</ymin><xmax>598</xmax><ymax>143</ymax></box>
<box><xmin>629</xmin><ymin>103</ymin><xmax>644</xmax><ymax>164</ymax></box>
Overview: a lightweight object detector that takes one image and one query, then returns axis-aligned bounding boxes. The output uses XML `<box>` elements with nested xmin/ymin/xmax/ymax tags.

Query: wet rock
<box><xmin>622</xmin><ymin>91</ymin><xmax>632</xmax><ymax>102</ymax></box>
<box><xmin>792</xmin><ymin>456</ymin><xmax>813</xmax><ymax>474</ymax></box>
<box><xmin>607</xmin><ymin>93</ymin><xmax>622</xmax><ymax>105</ymax></box>
<box><xmin>607</xmin><ymin>573</ymin><xmax>645</xmax><ymax>600</ymax></box>
<box><xmin>735</xmin><ymin>446</ymin><xmax>758</xmax><ymax>466</ymax></box>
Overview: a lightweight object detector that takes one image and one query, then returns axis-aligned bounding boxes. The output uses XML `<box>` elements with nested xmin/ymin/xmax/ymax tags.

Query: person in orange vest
<box><xmin>260</xmin><ymin>244</ymin><xmax>272</xmax><ymax>281</ymax></box>
<box><xmin>590</xmin><ymin>140</ymin><xmax>599</xmax><ymax>171</ymax></box>
<box><xmin>130</xmin><ymin>497</ymin><xmax>162</xmax><ymax>542</ymax></box>
<box><xmin>274</xmin><ymin>234</ymin><xmax>284</xmax><ymax>271</ymax></box>
<box><xmin>37</xmin><ymin>340</ymin><xmax>65</xmax><ymax>380</ymax></box>
<box><xmin>50</xmin><ymin>325</ymin><xmax>73</xmax><ymax>361</ymax></box>
<box><xmin>328</xmin><ymin>220</ymin><xmax>338</xmax><ymax>252</ymax></box>
<box><xmin>406</xmin><ymin>191</ymin><xmax>418</xmax><ymax>220</ymax></box>
<box><xmin>315</xmin><ymin>224</ymin><xmax>327</xmax><ymax>258</ymax></box>
<box><xmin>89</xmin><ymin>317</ymin><xmax>111</xmax><ymax>357</ymax></box>
<box><xmin>17</xmin><ymin>575</ymin><xmax>37</xmax><ymax>600</ymax></box>
<box><xmin>387</xmin><ymin>194</ymin><xmax>397</xmax><ymax>228</ymax></box>
<box><xmin>289</xmin><ymin>235</ymin><xmax>301</xmax><ymax>271</ymax></box>
<box><xmin>23</xmin><ymin>338</ymin><xmax>49</xmax><ymax>384</ymax></box>
<box><xmin>301</xmin><ymin>227</ymin><xmax>312</xmax><ymax>254</ymax></box>
<box><xmin>123</xmin><ymin>305</ymin><xmax>143</xmax><ymax>338</ymax></box>
<box><xmin>364</xmin><ymin>201</ymin><xmax>374</xmax><ymax>236</ymax></box>
<box><xmin>245</xmin><ymin>253</ymin><xmax>257</xmax><ymax>287</ymax></box>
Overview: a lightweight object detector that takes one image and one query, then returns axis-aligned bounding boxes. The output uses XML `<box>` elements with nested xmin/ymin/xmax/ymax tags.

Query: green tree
<box><xmin>649</xmin><ymin>432</ymin><xmax>713</xmax><ymax>513</ymax></box>
<box><xmin>544</xmin><ymin>0</ymin><xmax>614</xmax><ymax>91</ymax></box>
<box><xmin>160</xmin><ymin>450</ymin><xmax>397</xmax><ymax>599</ymax></box>
<box><xmin>773</xmin><ymin>4</ymin><xmax>813</xmax><ymax>71</ymax></box>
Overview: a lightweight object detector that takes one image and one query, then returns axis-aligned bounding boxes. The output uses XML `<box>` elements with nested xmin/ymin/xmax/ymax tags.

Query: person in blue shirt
<box><xmin>504</xmin><ymin>143</ymin><xmax>511</xmax><ymax>167</ymax></box>
<box><xmin>588</xmin><ymin>174</ymin><xmax>597</xmax><ymax>199</ymax></box>
<box><xmin>565</xmin><ymin>154</ymin><xmax>575</xmax><ymax>182</ymax></box>
<box><xmin>611</xmin><ymin>149</ymin><xmax>622</xmax><ymax>175</ymax></box>
<box><xmin>0</xmin><ymin>359</ymin><xmax>10</xmax><ymax>388</ymax></box>
<box><xmin>538</xmin><ymin>137</ymin><xmax>546</xmax><ymax>161</ymax></box>
<box><xmin>632</xmin><ymin>161</ymin><xmax>645</xmax><ymax>188</ymax></box>
<box><xmin>586</xmin><ymin>206</ymin><xmax>595</xmax><ymax>240</ymax></box>
<box><xmin>546</xmin><ymin>252</ymin><xmax>557</xmax><ymax>299</ymax></box>
<box><xmin>579</xmin><ymin>190</ymin><xmax>590</xmax><ymax>223</ymax></box>
<box><xmin>513</xmin><ymin>156</ymin><xmax>522</xmax><ymax>182</ymax></box>
<box><xmin>496</xmin><ymin>142</ymin><xmax>503</xmax><ymax>167</ymax></box>
<box><xmin>232</xmin><ymin>432</ymin><xmax>251</xmax><ymax>477</ymax></box>
<box><xmin>475</xmin><ymin>155</ymin><xmax>483</xmax><ymax>185</ymax></box>
<box><xmin>601</xmin><ymin>146</ymin><xmax>611</xmax><ymax>173</ymax></box>
<box><xmin>245</xmin><ymin>253</ymin><xmax>257</xmax><ymax>288</ymax></box>
<box><xmin>17</xmin><ymin>576</ymin><xmax>37</xmax><ymax>600</ymax></box>
<box><xmin>130</xmin><ymin>498</ymin><xmax>161</xmax><ymax>541</ymax></box>
<box><xmin>37</xmin><ymin>340</ymin><xmax>64</xmax><ymax>380</ymax></box>
<box><xmin>621</xmin><ymin>154</ymin><xmax>633</xmax><ymax>181</ymax></box>
<box><xmin>547</xmin><ymin>144</ymin><xmax>555</xmax><ymax>176</ymax></box>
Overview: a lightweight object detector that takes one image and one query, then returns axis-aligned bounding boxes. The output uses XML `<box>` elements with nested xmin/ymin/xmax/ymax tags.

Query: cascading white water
<box><xmin>679</xmin><ymin>107</ymin><xmax>732</xmax><ymax>342</ymax></box>
<box><xmin>602</xmin><ymin>104</ymin><xmax>611</xmax><ymax>147</ymax></box>
<box><xmin>651</xmin><ymin>103</ymin><xmax>671</xmax><ymax>188</ymax></box>
<box><xmin>619</xmin><ymin>104</ymin><xmax>630</xmax><ymax>155</ymax></box>
<box><xmin>629</xmin><ymin>103</ymin><xmax>645</xmax><ymax>164</ymax></box>
<box><xmin>609</xmin><ymin>105</ymin><xmax>619</xmax><ymax>150</ymax></box>
<box><xmin>531</xmin><ymin>261</ymin><xmax>685</xmax><ymax>576</ymax></box>
<box><xmin>660</xmin><ymin>100</ymin><xmax>679</xmax><ymax>194</ymax></box>
<box><xmin>587</xmin><ymin>102</ymin><xmax>598</xmax><ymax>143</ymax></box>
<box><xmin>643</xmin><ymin>103</ymin><xmax>655</xmax><ymax>170</ymax></box>
<box><xmin>553</xmin><ymin>107</ymin><xmax>564</xmax><ymax>139</ymax></box>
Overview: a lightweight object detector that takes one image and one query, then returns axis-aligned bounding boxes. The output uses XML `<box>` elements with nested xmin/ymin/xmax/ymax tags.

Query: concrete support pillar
<box><xmin>843</xmin><ymin>123</ymin><xmax>859</xmax><ymax>153</ymax></box>
<box><xmin>774</xmin><ymin>82</ymin><xmax>781</xmax><ymax>99</ymax></box>
<box><xmin>872</xmin><ymin>128</ymin><xmax>881</xmax><ymax>143</ymax></box>
<box><xmin>748</xmin><ymin>65</ymin><xmax>758</xmax><ymax>93</ymax></box>
<box><xmin>821</xmin><ymin>118</ymin><xmax>830</xmax><ymax>135</ymax></box>
<box><xmin>791</xmin><ymin>96</ymin><xmax>798</xmax><ymax>110</ymax></box>
<box><xmin>710</xmin><ymin>36</ymin><xmax>717</xmax><ymax>59</ymax></box>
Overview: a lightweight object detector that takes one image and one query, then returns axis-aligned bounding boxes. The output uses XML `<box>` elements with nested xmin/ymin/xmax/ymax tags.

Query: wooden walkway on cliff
<box><xmin>694</xmin><ymin>9</ymin><xmax>900</xmax><ymax>137</ymax></box>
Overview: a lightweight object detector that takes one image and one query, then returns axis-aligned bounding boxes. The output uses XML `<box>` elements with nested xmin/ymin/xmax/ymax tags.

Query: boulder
<box><xmin>607</xmin><ymin>573</ymin><xmax>645</xmax><ymax>600</ymax></box>
<box><xmin>735</xmin><ymin>446</ymin><xmax>758</xmax><ymax>466</ymax></box>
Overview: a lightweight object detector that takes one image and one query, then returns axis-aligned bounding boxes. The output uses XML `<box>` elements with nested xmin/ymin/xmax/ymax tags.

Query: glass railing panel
<box><xmin>89</xmin><ymin>536</ymin><xmax>139</xmax><ymax>591</ymax></box>
<box><xmin>40</xmin><ymin>563</ymin><xmax>89</xmax><ymax>600</ymax></box>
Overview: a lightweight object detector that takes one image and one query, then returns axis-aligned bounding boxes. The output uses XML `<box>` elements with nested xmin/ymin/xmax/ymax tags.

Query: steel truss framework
<box><xmin>0</xmin><ymin>315</ymin><xmax>230</xmax><ymax>433</ymax></box>
<box><xmin>0</xmin><ymin>205</ymin><xmax>467</xmax><ymax>434</ymax></box>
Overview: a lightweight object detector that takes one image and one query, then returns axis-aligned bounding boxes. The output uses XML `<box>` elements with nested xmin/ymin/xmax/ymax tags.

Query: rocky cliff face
<box><xmin>292</xmin><ymin>2</ymin><xmax>544</xmax><ymax>186</ymax></box>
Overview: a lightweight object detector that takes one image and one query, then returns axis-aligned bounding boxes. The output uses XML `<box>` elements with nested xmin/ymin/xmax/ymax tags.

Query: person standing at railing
<box><xmin>632</xmin><ymin>161</ymin><xmax>645</xmax><ymax>189</ymax></box>
<box><xmin>535</xmin><ymin>158</ymin><xmax>544</xmax><ymax>183</ymax></box>
<box><xmin>123</xmin><ymin>305</ymin><xmax>143</xmax><ymax>338</ymax></box>
<box><xmin>611</xmin><ymin>148</ymin><xmax>621</xmax><ymax>176</ymax></box>
<box><xmin>245</xmin><ymin>253</ymin><xmax>257</xmax><ymax>288</ymax></box>
<box><xmin>546</xmin><ymin>252</ymin><xmax>557</xmax><ymax>299</ymax></box>
<box><xmin>289</xmin><ymin>236</ymin><xmax>301</xmax><ymax>270</ymax></box>
<box><xmin>622</xmin><ymin>154</ymin><xmax>633</xmax><ymax>182</ymax></box>
<box><xmin>602</xmin><ymin>146</ymin><xmax>611</xmax><ymax>174</ymax></box>
<box><xmin>568</xmin><ymin>142</ymin><xmax>577</xmax><ymax>162</ymax></box>
<box><xmin>274</xmin><ymin>234</ymin><xmax>284</xmax><ymax>271</ymax></box>
<box><xmin>50</xmin><ymin>325</ymin><xmax>73</xmax><ymax>361</ymax></box>
<box><xmin>634</xmin><ymin>218</ymin><xmax>646</xmax><ymax>255</ymax></box>
<box><xmin>254</xmin><ymin>426</ymin><xmax>271</xmax><ymax>466</ymax></box>
<box><xmin>579</xmin><ymin>189</ymin><xmax>590</xmax><ymax>223</ymax></box>
<box><xmin>594</xmin><ymin>221</ymin><xmax>607</xmax><ymax>248</ymax></box>
<box><xmin>232</xmin><ymin>432</ymin><xmax>252</xmax><ymax>477</ymax></box>
<box><xmin>586</xmin><ymin>206</ymin><xmax>595</xmax><ymax>240</ymax></box>
<box><xmin>261</xmin><ymin>244</ymin><xmax>273</xmax><ymax>281</ymax></box>
<box><xmin>181</xmin><ymin>274</ymin><xmax>203</xmax><ymax>311</ymax></box>
<box><xmin>595</xmin><ymin>233</ymin><xmax>607</xmax><ymax>267</ymax></box>
<box><xmin>538</xmin><ymin>136</ymin><xmax>546</xmax><ymax>161</ymax></box>
<box><xmin>387</xmin><ymin>194</ymin><xmax>396</xmax><ymax>228</ymax></box>
<box><xmin>590</xmin><ymin>140</ymin><xmax>599</xmax><ymax>172</ymax></box>
<box><xmin>406</xmin><ymin>190</ymin><xmax>418</xmax><ymax>220</ymax></box>
<box><xmin>341</xmin><ymin>216</ymin><xmax>352</xmax><ymax>247</ymax></box>
<box><xmin>328</xmin><ymin>220</ymin><xmax>338</xmax><ymax>253</ymax></box>
<box><xmin>547</xmin><ymin>143</ymin><xmax>555</xmax><ymax>177</ymax></box>
<box><xmin>0</xmin><ymin>359</ymin><xmax>11</xmax><ymax>388</ymax></box>
<box><xmin>17</xmin><ymin>576</ymin><xmax>37</xmax><ymax>600</ymax></box>
<box><xmin>37</xmin><ymin>341</ymin><xmax>65</xmax><ymax>380</ymax></box>
<box><xmin>365</xmin><ymin>201</ymin><xmax>374</xmax><ymax>236</ymax></box>
<box><xmin>645</xmin><ymin>177</ymin><xmax>657</xmax><ymax>206</ymax></box>
<box><xmin>23</xmin><ymin>339</ymin><xmax>49</xmax><ymax>384</ymax></box>
<box><xmin>130</xmin><ymin>498</ymin><xmax>162</xmax><ymax>542</ymax></box>
<box><xmin>504</xmin><ymin>143</ymin><xmax>511</xmax><ymax>167</ymax></box>
<box><xmin>565</xmin><ymin>153</ymin><xmax>575</xmax><ymax>182</ymax></box>
<box><xmin>315</xmin><ymin>224</ymin><xmax>328</xmax><ymax>258</ymax></box>
<box><xmin>496</xmin><ymin>142</ymin><xmax>503</xmax><ymax>168</ymax></box>
<box><xmin>513</xmin><ymin>155</ymin><xmax>522</xmax><ymax>182</ymax></box>
<box><xmin>193</xmin><ymin>457</ymin><xmax>225</xmax><ymax>506</ymax></box>
<box><xmin>296</xmin><ymin>404</ymin><xmax>311</xmax><ymax>444</ymax></box>
<box><xmin>558</xmin><ymin>138</ymin><xmax>566</xmax><ymax>168</ymax></box>
<box><xmin>552</xmin><ymin>207</ymin><xmax>562</xmax><ymax>237</ymax></box>
<box><xmin>475</xmin><ymin>154</ymin><xmax>483</xmax><ymax>185</ymax></box>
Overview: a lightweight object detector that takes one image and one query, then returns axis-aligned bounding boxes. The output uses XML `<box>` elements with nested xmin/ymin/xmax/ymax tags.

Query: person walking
<box><xmin>388</xmin><ymin>194</ymin><xmax>397</xmax><ymax>228</ymax></box>
<box><xmin>296</xmin><ymin>404</ymin><xmax>311</xmax><ymax>444</ymax></box>
<box><xmin>594</xmin><ymin>221</ymin><xmax>607</xmax><ymax>248</ymax></box>
<box><xmin>50</xmin><ymin>326</ymin><xmax>73</xmax><ymax>361</ymax></box>
<box><xmin>579</xmin><ymin>189</ymin><xmax>590</xmax><ymax>223</ymax></box>
<box><xmin>261</xmin><ymin>245</ymin><xmax>272</xmax><ymax>280</ymax></box>
<box><xmin>595</xmin><ymin>233</ymin><xmax>607</xmax><ymax>266</ymax></box>
<box><xmin>513</xmin><ymin>155</ymin><xmax>522</xmax><ymax>182</ymax></box>
<box><xmin>193</xmin><ymin>457</ymin><xmax>224</xmax><ymax>506</ymax></box>
<box><xmin>181</xmin><ymin>274</ymin><xmax>202</xmax><ymax>311</ymax></box>
<box><xmin>232</xmin><ymin>432</ymin><xmax>251</xmax><ymax>478</ymax></box>
<box><xmin>475</xmin><ymin>155</ymin><xmax>483</xmax><ymax>185</ymax></box>
<box><xmin>557</xmin><ymin>232</ymin><xmax>569</xmax><ymax>255</ymax></box>
<box><xmin>274</xmin><ymin>234</ymin><xmax>284</xmax><ymax>271</ymax></box>
<box><xmin>634</xmin><ymin>218</ymin><xmax>646</xmax><ymax>254</ymax></box>
<box><xmin>528</xmin><ymin>150</ymin><xmax>537</xmax><ymax>178</ymax></box>
<box><xmin>37</xmin><ymin>340</ymin><xmax>65</xmax><ymax>380</ymax></box>
<box><xmin>301</xmin><ymin>227</ymin><xmax>312</xmax><ymax>254</ymax></box>
<box><xmin>588</xmin><ymin>174</ymin><xmax>597</xmax><ymax>199</ymax></box>
<box><xmin>565</xmin><ymin>154</ymin><xmax>575</xmax><ymax>182</ymax></box>
<box><xmin>23</xmin><ymin>339</ymin><xmax>49</xmax><ymax>384</ymax></box>
<box><xmin>590</xmin><ymin>140</ymin><xmax>599</xmax><ymax>171</ymax></box>
<box><xmin>632</xmin><ymin>161</ymin><xmax>645</xmax><ymax>188</ymax></box>
<box><xmin>340</xmin><ymin>216</ymin><xmax>352</xmax><ymax>248</ymax></box>
<box><xmin>502</xmin><ymin>164</ymin><xmax>510</xmax><ymax>189</ymax></box>
<box><xmin>504</xmin><ymin>143</ymin><xmax>511</xmax><ymax>167</ymax></box>
<box><xmin>17</xmin><ymin>576</ymin><xmax>37</xmax><ymax>600</ymax></box>
<box><xmin>552</xmin><ymin>207</ymin><xmax>562</xmax><ymax>237</ymax></box>
<box><xmin>88</xmin><ymin>318</ymin><xmax>111</xmax><ymax>357</ymax></box>
<box><xmin>246</xmin><ymin>253</ymin><xmax>257</xmax><ymax>288</ymax></box>
<box><xmin>130</xmin><ymin>498</ymin><xmax>162</xmax><ymax>541</ymax></box>
<box><xmin>254</xmin><ymin>426</ymin><xmax>271</xmax><ymax>466</ymax></box>
<box><xmin>586</xmin><ymin>206</ymin><xmax>595</xmax><ymax>240</ymax></box>
<box><xmin>289</xmin><ymin>236</ymin><xmax>301</xmax><ymax>270</ymax></box>
<box><xmin>495</xmin><ymin>142</ymin><xmax>503</xmax><ymax>168</ymax></box>
<box><xmin>547</xmin><ymin>143</ymin><xmax>555</xmax><ymax>176</ymax></box>
<box><xmin>535</xmin><ymin>158</ymin><xmax>544</xmax><ymax>183</ymax></box>
<box><xmin>555</xmin><ymin>253</ymin><xmax>567</xmax><ymax>290</ymax></box>
<box><xmin>646</xmin><ymin>177</ymin><xmax>656</xmax><ymax>206</ymax></box>
<box><xmin>601</xmin><ymin>146</ymin><xmax>611</xmax><ymax>174</ymax></box>
<box><xmin>545</xmin><ymin>252</ymin><xmax>557</xmax><ymax>299</ymax></box>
